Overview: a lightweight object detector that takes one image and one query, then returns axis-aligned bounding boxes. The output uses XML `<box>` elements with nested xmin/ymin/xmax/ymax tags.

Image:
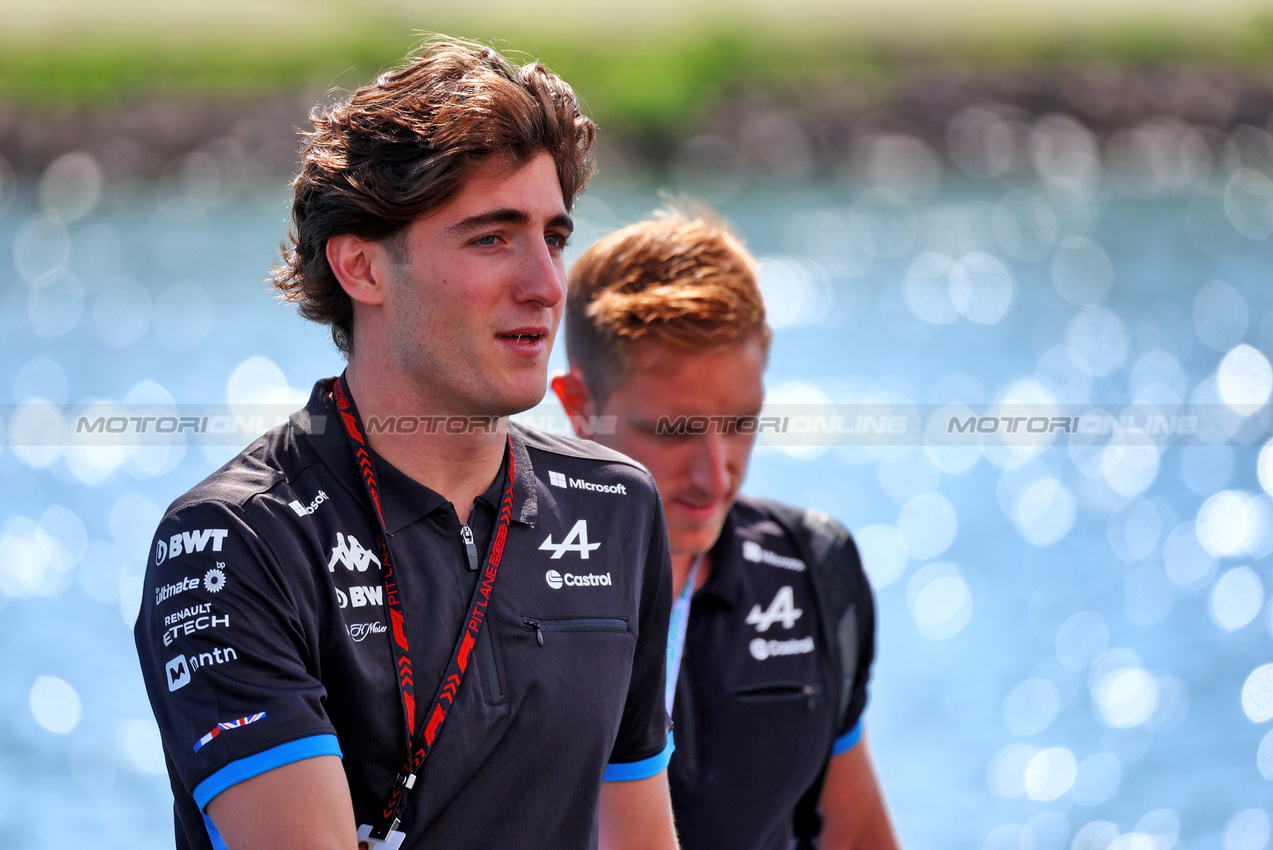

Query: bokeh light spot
<box><xmin>1050</xmin><ymin>235</ymin><xmax>1113</xmax><ymax>306</ymax></box>
<box><xmin>1197</xmin><ymin>491</ymin><xmax>1257</xmax><ymax>557</ymax></box>
<box><xmin>854</xmin><ymin>524</ymin><xmax>908</xmax><ymax>588</ymax></box>
<box><xmin>1024</xmin><ymin>747</ymin><xmax>1077</xmax><ymax>801</ymax></box>
<box><xmin>1211</xmin><ymin>567</ymin><xmax>1264</xmax><ymax>632</ymax></box>
<box><xmin>949</xmin><ymin>252</ymin><xmax>1014</xmax><ymax>324</ymax></box>
<box><xmin>30</xmin><ymin>676</ymin><xmax>81</xmax><ymax>734</ymax></box>
<box><xmin>1057</xmin><ymin>611</ymin><xmax>1110</xmax><ymax>672</ymax></box>
<box><xmin>1066</xmin><ymin>306</ymin><xmax>1129</xmax><ymax>377</ymax></box>
<box><xmin>1242</xmin><ymin>664</ymin><xmax>1273</xmax><ymax>723</ymax></box>
<box><xmin>1218</xmin><ymin>344</ymin><xmax>1273</xmax><ymax>414</ymax></box>
<box><xmin>1224</xmin><ymin>809</ymin><xmax>1271</xmax><ymax>850</ymax></box>
<box><xmin>1072</xmin><ymin>821</ymin><xmax>1120</xmax><ymax>850</ymax></box>
<box><xmin>1194</xmin><ymin>280</ymin><xmax>1250</xmax><ymax>351</ymax></box>
<box><xmin>1004</xmin><ymin>678</ymin><xmax>1060</xmax><ymax>736</ymax></box>
<box><xmin>1013</xmin><ymin>477</ymin><xmax>1076</xmax><ymax>546</ymax></box>
<box><xmin>897</xmin><ymin>492</ymin><xmax>958</xmax><ymax>559</ymax></box>
<box><xmin>988</xmin><ymin>743</ymin><xmax>1037</xmax><ymax>798</ymax></box>
<box><xmin>1072</xmin><ymin>754</ymin><xmax>1122</xmax><ymax>806</ymax></box>
<box><xmin>908</xmin><ymin>562</ymin><xmax>973</xmax><ymax>640</ymax></box>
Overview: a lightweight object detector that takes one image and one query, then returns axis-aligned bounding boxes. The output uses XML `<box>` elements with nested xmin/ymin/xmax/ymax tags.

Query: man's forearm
<box><xmin>598</xmin><ymin>770</ymin><xmax>680</xmax><ymax>850</ymax></box>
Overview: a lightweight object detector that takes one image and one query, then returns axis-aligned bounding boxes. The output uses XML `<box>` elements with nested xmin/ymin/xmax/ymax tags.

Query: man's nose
<box><xmin>689</xmin><ymin>433</ymin><xmax>732</xmax><ymax>497</ymax></box>
<box><xmin>518</xmin><ymin>239</ymin><xmax>566</xmax><ymax>309</ymax></box>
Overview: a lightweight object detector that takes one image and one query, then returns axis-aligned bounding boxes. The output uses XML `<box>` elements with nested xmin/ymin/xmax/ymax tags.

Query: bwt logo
<box><xmin>335</xmin><ymin>585</ymin><xmax>384</xmax><ymax>609</ymax></box>
<box><xmin>545</xmin><ymin>569</ymin><xmax>613</xmax><ymax>589</ymax></box>
<box><xmin>155</xmin><ymin>529</ymin><xmax>229</xmax><ymax>565</ymax></box>
<box><xmin>538</xmin><ymin>520</ymin><xmax>601</xmax><ymax>559</ymax></box>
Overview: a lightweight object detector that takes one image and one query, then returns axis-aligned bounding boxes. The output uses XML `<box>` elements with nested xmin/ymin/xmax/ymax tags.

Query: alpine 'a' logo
<box><xmin>538</xmin><ymin>519</ymin><xmax>601</xmax><ymax>559</ymax></box>
<box><xmin>745</xmin><ymin>586</ymin><xmax>803</xmax><ymax>632</ymax></box>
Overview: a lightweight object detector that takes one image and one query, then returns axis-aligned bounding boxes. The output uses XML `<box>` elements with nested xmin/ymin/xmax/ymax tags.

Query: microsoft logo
<box><xmin>549</xmin><ymin>471</ymin><xmax>568</xmax><ymax>488</ymax></box>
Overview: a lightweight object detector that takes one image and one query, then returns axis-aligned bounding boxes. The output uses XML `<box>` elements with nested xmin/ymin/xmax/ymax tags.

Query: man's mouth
<box><xmin>497</xmin><ymin>333</ymin><xmax>545</xmax><ymax>345</ymax></box>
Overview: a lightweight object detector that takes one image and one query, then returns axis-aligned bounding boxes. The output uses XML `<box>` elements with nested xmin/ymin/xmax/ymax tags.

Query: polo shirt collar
<box><xmin>695</xmin><ymin>503</ymin><xmax>746</xmax><ymax>609</ymax></box>
<box><xmin>293</xmin><ymin>377</ymin><xmax>538</xmax><ymax>533</ymax></box>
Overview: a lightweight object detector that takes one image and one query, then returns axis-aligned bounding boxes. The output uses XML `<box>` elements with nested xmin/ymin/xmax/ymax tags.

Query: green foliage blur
<box><xmin>3</xmin><ymin>12</ymin><xmax>1273</xmax><ymax>135</ymax></box>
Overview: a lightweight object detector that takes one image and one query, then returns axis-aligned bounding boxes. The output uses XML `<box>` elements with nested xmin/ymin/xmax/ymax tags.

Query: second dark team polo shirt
<box><xmin>134</xmin><ymin>378</ymin><xmax>673</xmax><ymax>850</ymax></box>
<box><xmin>668</xmin><ymin>495</ymin><xmax>875</xmax><ymax>850</ymax></box>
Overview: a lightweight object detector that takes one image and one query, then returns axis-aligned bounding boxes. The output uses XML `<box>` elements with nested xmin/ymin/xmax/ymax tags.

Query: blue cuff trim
<box><xmin>193</xmin><ymin>734</ymin><xmax>342</xmax><ymax>810</ymax></box>
<box><xmin>832</xmin><ymin>720</ymin><xmax>863</xmax><ymax>756</ymax></box>
<box><xmin>602</xmin><ymin>732</ymin><xmax>674</xmax><ymax>782</ymax></box>
<box><xmin>203</xmin><ymin>814</ymin><xmax>229</xmax><ymax>850</ymax></box>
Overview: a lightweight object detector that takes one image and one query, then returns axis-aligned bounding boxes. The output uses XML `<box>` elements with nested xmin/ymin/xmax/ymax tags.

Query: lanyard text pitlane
<box><xmin>331</xmin><ymin>375</ymin><xmax>516</xmax><ymax>839</ymax></box>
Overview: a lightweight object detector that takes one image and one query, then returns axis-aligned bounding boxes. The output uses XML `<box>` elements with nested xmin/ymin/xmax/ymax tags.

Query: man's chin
<box><xmin>669</xmin><ymin>523</ymin><xmax>727</xmax><ymax>559</ymax></box>
<box><xmin>485</xmin><ymin>387</ymin><xmax>549</xmax><ymax>420</ymax></box>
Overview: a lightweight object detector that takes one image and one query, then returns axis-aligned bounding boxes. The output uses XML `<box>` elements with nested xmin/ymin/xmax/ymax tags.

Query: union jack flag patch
<box><xmin>193</xmin><ymin>711</ymin><xmax>267</xmax><ymax>753</ymax></box>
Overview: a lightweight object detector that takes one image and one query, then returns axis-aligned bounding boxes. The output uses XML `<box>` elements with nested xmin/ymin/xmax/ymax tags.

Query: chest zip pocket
<box><xmin>523</xmin><ymin>617</ymin><xmax>629</xmax><ymax>646</ymax></box>
<box><xmin>734</xmin><ymin>681</ymin><xmax>819</xmax><ymax>712</ymax></box>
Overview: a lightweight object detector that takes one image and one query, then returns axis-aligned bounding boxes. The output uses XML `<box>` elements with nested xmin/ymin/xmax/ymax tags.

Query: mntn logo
<box><xmin>164</xmin><ymin>646</ymin><xmax>238</xmax><ymax>691</ymax></box>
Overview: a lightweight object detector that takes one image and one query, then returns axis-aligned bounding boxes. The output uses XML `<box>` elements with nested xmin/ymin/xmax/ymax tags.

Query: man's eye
<box><xmin>474</xmin><ymin>234</ymin><xmax>499</xmax><ymax>246</ymax></box>
<box><xmin>546</xmin><ymin>232</ymin><xmax>570</xmax><ymax>249</ymax></box>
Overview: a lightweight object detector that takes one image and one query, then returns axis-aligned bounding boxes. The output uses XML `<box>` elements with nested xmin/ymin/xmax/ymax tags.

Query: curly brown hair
<box><xmin>565</xmin><ymin>205</ymin><xmax>771</xmax><ymax>405</ymax></box>
<box><xmin>272</xmin><ymin>38</ymin><xmax>597</xmax><ymax>354</ymax></box>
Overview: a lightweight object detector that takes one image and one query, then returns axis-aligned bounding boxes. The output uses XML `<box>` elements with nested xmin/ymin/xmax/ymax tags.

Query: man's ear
<box><xmin>327</xmin><ymin>234</ymin><xmax>388</xmax><ymax>307</ymax></box>
<box><xmin>551</xmin><ymin>369</ymin><xmax>599</xmax><ymax>439</ymax></box>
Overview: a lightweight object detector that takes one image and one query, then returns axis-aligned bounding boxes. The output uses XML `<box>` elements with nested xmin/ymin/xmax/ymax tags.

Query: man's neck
<box><xmin>344</xmin><ymin>360</ymin><xmax>508</xmax><ymax>525</ymax></box>
<box><xmin>671</xmin><ymin>550</ymin><xmax>713</xmax><ymax>597</ymax></box>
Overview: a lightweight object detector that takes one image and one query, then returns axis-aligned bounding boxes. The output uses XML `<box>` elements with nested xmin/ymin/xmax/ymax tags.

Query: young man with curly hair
<box><xmin>135</xmin><ymin>41</ymin><xmax>678</xmax><ymax>850</ymax></box>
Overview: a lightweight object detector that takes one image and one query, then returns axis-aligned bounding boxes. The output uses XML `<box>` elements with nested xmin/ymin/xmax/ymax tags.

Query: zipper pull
<box><xmin>804</xmin><ymin>684</ymin><xmax>816</xmax><ymax>713</ymax></box>
<box><xmin>461</xmin><ymin>524</ymin><xmax>479</xmax><ymax>571</ymax></box>
<box><xmin>523</xmin><ymin>617</ymin><xmax>544</xmax><ymax>646</ymax></box>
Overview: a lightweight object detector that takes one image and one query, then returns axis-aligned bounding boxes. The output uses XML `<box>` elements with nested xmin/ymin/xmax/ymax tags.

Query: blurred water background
<box><xmin>4</xmin><ymin>3</ymin><xmax>1273</xmax><ymax>849</ymax></box>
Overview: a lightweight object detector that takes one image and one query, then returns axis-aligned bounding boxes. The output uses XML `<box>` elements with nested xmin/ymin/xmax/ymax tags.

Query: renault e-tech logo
<box><xmin>545</xmin><ymin>570</ymin><xmax>564</xmax><ymax>589</ymax></box>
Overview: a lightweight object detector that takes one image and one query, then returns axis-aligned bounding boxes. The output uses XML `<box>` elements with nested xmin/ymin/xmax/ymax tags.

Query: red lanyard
<box><xmin>331</xmin><ymin>375</ymin><xmax>515</xmax><ymax>839</ymax></box>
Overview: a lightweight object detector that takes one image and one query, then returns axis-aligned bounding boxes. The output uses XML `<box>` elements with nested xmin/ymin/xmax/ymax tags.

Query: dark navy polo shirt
<box><xmin>668</xmin><ymin>495</ymin><xmax>874</xmax><ymax>850</ymax></box>
<box><xmin>134</xmin><ymin>378</ymin><xmax>673</xmax><ymax>850</ymax></box>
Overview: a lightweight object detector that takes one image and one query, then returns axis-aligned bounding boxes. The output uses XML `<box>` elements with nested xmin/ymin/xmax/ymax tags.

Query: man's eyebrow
<box><xmin>445</xmin><ymin>208</ymin><xmax>574</xmax><ymax>237</ymax></box>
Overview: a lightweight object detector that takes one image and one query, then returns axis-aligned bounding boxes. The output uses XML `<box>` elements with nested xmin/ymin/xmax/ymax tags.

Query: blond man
<box><xmin>554</xmin><ymin>210</ymin><xmax>899</xmax><ymax>849</ymax></box>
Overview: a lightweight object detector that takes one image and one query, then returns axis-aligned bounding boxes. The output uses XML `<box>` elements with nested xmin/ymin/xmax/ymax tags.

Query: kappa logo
<box><xmin>288</xmin><ymin>490</ymin><xmax>328</xmax><ymax>517</ymax></box>
<box><xmin>741</xmin><ymin>540</ymin><xmax>806</xmax><ymax>572</ymax></box>
<box><xmin>155</xmin><ymin>528</ymin><xmax>229</xmax><ymax>565</ymax></box>
<box><xmin>745</xmin><ymin>586</ymin><xmax>803</xmax><ymax>632</ymax></box>
<box><xmin>547</xmin><ymin>470</ymin><xmax>627</xmax><ymax>495</ymax></box>
<box><xmin>538</xmin><ymin>519</ymin><xmax>601</xmax><ymax>559</ymax></box>
<box><xmin>327</xmin><ymin>532</ymin><xmax>381</xmax><ymax>573</ymax></box>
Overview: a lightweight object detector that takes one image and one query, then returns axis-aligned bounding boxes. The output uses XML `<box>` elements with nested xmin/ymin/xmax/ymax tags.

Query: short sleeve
<box><xmin>602</xmin><ymin>490</ymin><xmax>674</xmax><ymax>781</ymax></box>
<box><xmin>133</xmin><ymin>500</ymin><xmax>340</xmax><ymax>810</ymax></box>
<box><xmin>834</xmin><ymin>533</ymin><xmax>877</xmax><ymax>742</ymax></box>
